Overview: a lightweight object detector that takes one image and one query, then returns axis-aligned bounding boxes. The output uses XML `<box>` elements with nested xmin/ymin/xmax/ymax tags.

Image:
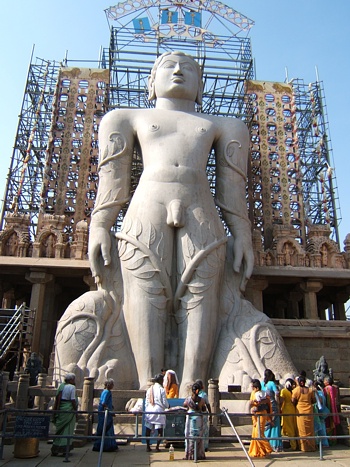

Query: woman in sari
<box><xmin>261</xmin><ymin>369</ymin><xmax>283</xmax><ymax>452</ymax></box>
<box><xmin>51</xmin><ymin>373</ymin><xmax>78</xmax><ymax>456</ymax></box>
<box><xmin>164</xmin><ymin>370</ymin><xmax>179</xmax><ymax>399</ymax></box>
<box><xmin>313</xmin><ymin>381</ymin><xmax>329</xmax><ymax>448</ymax></box>
<box><xmin>195</xmin><ymin>379</ymin><xmax>212</xmax><ymax>452</ymax></box>
<box><xmin>248</xmin><ymin>379</ymin><xmax>273</xmax><ymax>458</ymax></box>
<box><xmin>323</xmin><ymin>376</ymin><xmax>340</xmax><ymax>445</ymax></box>
<box><xmin>93</xmin><ymin>379</ymin><xmax>118</xmax><ymax>452</ymax></box>
<box><xmin>280</xmin><ymin>378</ymin><xmax>299</xmax><ymax>450</ymax></box>
<box><xmin>183</xmin><ymin>382</ymin><xmax>206</xmax><ymax>460</ymax></box>
<box><xmin>291</xmin><ymin>375</ymin><xmax>316</xmax><ymax>452</ymax></box>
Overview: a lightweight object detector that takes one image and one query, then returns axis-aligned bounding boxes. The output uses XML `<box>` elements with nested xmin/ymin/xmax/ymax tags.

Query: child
<box><xmin>248</xmin><ymin>379</ymin><xmax>273</xmax><ymax>458</ymax></box>
<box><xmin>251</xmin><ymin>385</ymin><xmax>270</xmax><ymax>414</ymax></box>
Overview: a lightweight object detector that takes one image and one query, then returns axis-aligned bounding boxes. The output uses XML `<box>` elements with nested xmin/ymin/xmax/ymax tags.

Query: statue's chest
<box><xmin>137</xmin><ymin>115</ymin><xmax>215</xmax><ymax>147</ymax></box>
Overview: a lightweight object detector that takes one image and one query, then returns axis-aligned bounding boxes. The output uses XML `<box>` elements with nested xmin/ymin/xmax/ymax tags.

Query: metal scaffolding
<box><xmin>291</xmin><ymin>78</ymin><xmax>341</xmax><ymax>243</ymax></box>
<box><xmin>1</xmin><ymin>58</ymin><xmax>59</xmax><ymax>237</ymax></box>
<box><xmin>0</xmin><ymin>0</ymin><xmax>341</xmax><ymax>246</ymax></box>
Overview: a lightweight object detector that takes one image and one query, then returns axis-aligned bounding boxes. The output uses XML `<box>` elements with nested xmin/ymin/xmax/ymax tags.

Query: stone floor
<box><xmin>0</xmin><ymin>440</ymin><xmax>349</xmax><ymax>466</ymax></box>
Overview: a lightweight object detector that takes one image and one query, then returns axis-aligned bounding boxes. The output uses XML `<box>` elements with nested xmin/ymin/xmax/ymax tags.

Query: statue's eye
<box><xmin>181</xmin><ymin>64</ymin><xmax>193</xmax><ymax>71</ymax></box>
<box><xmin>162</xmin><ymin>61</ymin><xmax>176</xmax><ymax>69</ymax></box>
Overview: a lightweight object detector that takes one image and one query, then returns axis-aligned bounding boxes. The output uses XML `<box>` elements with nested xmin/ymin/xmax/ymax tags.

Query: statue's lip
<box><xmin>171</xmin><ymin>77</ymin><xmax>185</xmax><ymax>83</ymax></box>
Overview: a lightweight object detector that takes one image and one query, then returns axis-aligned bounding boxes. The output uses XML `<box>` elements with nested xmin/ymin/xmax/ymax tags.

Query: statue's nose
<box><xmin>173</xmin><ymin>63</ymin><xmax>183</xmax><ymax>75</ymax></box>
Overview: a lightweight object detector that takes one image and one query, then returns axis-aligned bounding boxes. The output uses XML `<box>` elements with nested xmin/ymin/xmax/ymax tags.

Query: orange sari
<box><xmin>292</xmin><ymin>386</ymin><xmax>316</xmax><ymax>452</ymax></box>
<box><xmin>248</xmin><ymin>391</ymin><xmax>273</xmax><ymax>458</ymax></box>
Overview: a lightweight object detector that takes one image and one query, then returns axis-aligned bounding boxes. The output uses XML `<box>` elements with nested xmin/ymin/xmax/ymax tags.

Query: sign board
<box><xmin>14</xmin><ymin>415</ymin><xmax>50</xmax><ymax>438</ymax></box>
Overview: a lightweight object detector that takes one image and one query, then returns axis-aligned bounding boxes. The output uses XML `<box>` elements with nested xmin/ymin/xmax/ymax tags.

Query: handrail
<box><xmin>1</xmin><ymin>406</ymin><xmax>349</xmax><ymax>463</ymax></box>
<box><xmin>0</xmin><ymin>303</ymin><xmax>32</xmax><ymax>360</ymax></box>
<box><xmin>221</xmin><ymin>407</ymin><xmax>255</xmax><ymax>466</ymax></box>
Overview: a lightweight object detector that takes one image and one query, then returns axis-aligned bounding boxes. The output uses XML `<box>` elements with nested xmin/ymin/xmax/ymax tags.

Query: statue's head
<box><xmin>148</xmin><ymin>51</ymin><xmax>203</xmax><ymax>105</ymax></box>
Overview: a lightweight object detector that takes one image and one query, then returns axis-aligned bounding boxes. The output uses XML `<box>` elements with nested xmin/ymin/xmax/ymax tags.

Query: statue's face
<box><xmin>154</xmin><ymin>54</ymin><xmax>199</xmax><ymax>101</ymax></box>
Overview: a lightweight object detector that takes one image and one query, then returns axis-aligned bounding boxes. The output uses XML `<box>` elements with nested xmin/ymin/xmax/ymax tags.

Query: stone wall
<box><xmin>273</xmin><ymin>319</ymin><xmax>350</xmax><ymax>385</ymax></box>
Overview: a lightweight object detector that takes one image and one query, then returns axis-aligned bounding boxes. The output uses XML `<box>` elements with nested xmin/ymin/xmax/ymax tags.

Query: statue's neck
<box><xmin>155</xmin><ymin>97</ymin><xmax>196</xmax><ymax>112</ymax></box>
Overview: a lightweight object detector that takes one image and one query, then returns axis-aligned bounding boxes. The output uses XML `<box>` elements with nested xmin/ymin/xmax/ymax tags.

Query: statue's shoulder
<box><xmin>100</xmin><ymin>108</ymin><xmax>148</xmax><ymax>131</ymax></box>
<box><xmin>102</xmin><ymin>107</ymin><xmax>142</xmax><ymax>120</ymax></box>
<box><xmin>206</xmin><ymin>114</ymin><xmax>249</xmax><ymax>140</ymax></box>
<box><xmin>205</xmin><ymin>113</ymin><xmax>248</xmax><ymax>130</ymax></box>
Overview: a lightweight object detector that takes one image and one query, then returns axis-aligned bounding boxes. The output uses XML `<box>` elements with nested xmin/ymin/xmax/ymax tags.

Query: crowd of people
<box><xmin>248</xmin><ymin>368</ymin><xmax>341</xmax><ymax>459</ymax></box>
<box><xmin>50</xmin><ymin>367</ymin><xmax>340</xmax><ymax>459</ymax></box>
<box><xmin>144</xmin><ymin>370</ymin><xmax>211</xmax><ymax>460</ymax></box>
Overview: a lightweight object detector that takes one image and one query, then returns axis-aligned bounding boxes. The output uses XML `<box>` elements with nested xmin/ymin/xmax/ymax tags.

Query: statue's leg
<box><xmin>175</xmin><ymin>210</ymin><xmax>226</xmax><ymax>394</ymax></box>
<box><xmin>118</xmin><ymin>208</ymin><xmax>173</xmax><ymax>388</ymax></box>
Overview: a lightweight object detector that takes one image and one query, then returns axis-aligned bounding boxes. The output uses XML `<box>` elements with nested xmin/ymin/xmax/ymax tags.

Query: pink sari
<box><xmin>323</xmin><ymin>384</ymin><xmax>340</xmax><ymax>443</ymax></box>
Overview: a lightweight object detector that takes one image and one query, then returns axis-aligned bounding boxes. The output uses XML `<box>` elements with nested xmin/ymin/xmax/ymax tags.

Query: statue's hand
<box><xmin>88</xmin><ymin>226</ymin><xmax>112</xmax><ymax>284</ymax></box>
<box><xmin>232</xmin><ymin>229</ymin><xmax>254</xmax><ymax>292</ymax></box>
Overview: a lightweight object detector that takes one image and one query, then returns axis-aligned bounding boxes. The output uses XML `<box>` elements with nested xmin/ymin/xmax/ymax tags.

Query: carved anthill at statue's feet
<box><xmin>211</xmin><ymin>237</ymin><xmax>297</xmax><ymax>391</ymax></box>
<box><xmin>53</xmin><ymin>235</ymin><xmax>138</xmax><ymax>388</ymax></box>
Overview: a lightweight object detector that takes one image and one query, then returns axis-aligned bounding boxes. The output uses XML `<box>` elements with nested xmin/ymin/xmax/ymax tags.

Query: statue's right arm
<box><xmin>88</xmin><ymin>110</ymin><xmax>134</xmax><ymax>283</ymax></box>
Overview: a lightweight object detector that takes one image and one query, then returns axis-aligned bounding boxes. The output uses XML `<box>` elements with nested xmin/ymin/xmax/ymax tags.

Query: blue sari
<box><xmin>93</xmin><ymin>389</ymin><xmax>118</xmax><ymax>452</ymax></box>
<box><xmin>261</xmin><ymin>380</ymin><xmax>283</xmax><ymax>452</ymax></box>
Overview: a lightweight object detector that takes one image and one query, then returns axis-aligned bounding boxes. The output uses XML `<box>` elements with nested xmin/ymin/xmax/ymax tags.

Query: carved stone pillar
<box><xmin>15</xmin><ymin>373</ymin><xmax>30</xmax><ymax>410</ymax></box>
<box><xmin>299</xmin><ymin>280</ymin><xmax>323</xmax><ymax>319</ymax></box>
<box><xmin>0</xmin><ymin>371</ymin><xmax>9</xmax><ymax>410</ymax></box>
<box><xmin>286</xmin><ymin>290</ymin><xmax>303</xmax><ymax>319</ymax></box>
<box><xmin>245</xmin><ymin>278</ymin><xmax>269</xmax><ymax>312</ymax></box>
<box><xmin>25</xmin><ymin>270</ymin><xmax>54</xmax><ymax>354</ymax></box>
<box><xmin>343</xmin><ymin>233</ymin><xmax>350</xmax><ymax>268</ymax></box>
<box><xmin>208</xmin><ymin>378</ymin><xmax>220</xmax><ymax>435</ymax></box>
<box><xmin>34</xmin><ymin>373</ymin><xmax>47</xmax><ymax>410</ymax></box>
<box><xmin>333</xmin><ymin>291</ymin><xmax>349</xmax><ymax>321</ymax></box>
<box><xmin>2</xmin><ymin>288</ymin><xmax>15</xmax><ymax>309</ymax></box>
<box><xmin>317</xmin><ymin>299</ymin><xmax>332</xmax><ymax>321</ymax></box>
<box><xmin>74</xmin><ymin>377</ymin><xmax>95</xmax><ymax>446</ymax></box>
<box><xmin>274</xmin><ymin>299</ymin><xmax>287</xmax><ymax>319</ymax></box>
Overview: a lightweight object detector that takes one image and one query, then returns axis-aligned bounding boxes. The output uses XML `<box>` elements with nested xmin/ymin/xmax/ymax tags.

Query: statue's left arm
<box><xmin>214</xmin><ymin>118</ymin><xmax>254</xmax><ymax>291</ymax></box>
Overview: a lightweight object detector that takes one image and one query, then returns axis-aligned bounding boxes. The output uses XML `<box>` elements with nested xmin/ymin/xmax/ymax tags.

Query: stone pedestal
<box><xmin>13</xmin><ymin>374</ymin><xmax>40</xmax><ymax>458</ymax></box>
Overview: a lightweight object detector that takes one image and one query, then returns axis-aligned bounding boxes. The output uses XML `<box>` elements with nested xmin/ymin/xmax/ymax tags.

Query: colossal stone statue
<box><xmin>54</xmin><ymin>51</ymin><xmax>296</xmax><ymax>392</ymax></box>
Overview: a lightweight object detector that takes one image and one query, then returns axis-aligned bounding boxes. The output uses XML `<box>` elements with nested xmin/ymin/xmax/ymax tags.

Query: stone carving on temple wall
<box><xmin>0</xmin><ymin>213</ymin><xmax>31</xmax><ymax>257</ymax></box>
<box><xmin>70</xmin><ymin>219</ymin><xmax>88</xmax><ymax>260</ymax></box>
<box><xmin>344</xmin><ymin>233</ymin><xmax>350</xmax><ymax>268</ymax></box>
<box><xmin>252</xmin><ymin>229</ymin><xmax>265</xmax><ymax>266</ymax></box>
<box><xmin>306</xmin><ymin>224</ymin><xmax>344</xmax><ymax>269</ymax></box>
<box><xmin>32</xmin><ymin>214</ymin><xmax>69</xmax><ymax>259</ymax></box>
<box><xmin>313</xmin><ymin>355</ymin><xmax>333</xmax><ymax>385</ymax></box>
<box><xmin>252</xmin><ymin>222</ymin><xmax>349</xmax><ymax>270</ymax></box>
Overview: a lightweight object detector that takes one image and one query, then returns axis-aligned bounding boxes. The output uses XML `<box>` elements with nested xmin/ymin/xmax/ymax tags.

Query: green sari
<box><xmin>51</xmin><ymin>383</ymin><xmax>77</xmax><ymax>456</ymax></box>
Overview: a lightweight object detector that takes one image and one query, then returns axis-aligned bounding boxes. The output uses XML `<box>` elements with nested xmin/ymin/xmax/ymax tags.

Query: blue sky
<box><xmin>0</xmin><ymin>0</ymin><xmax>349</xmax><ymax>246</ymax></box>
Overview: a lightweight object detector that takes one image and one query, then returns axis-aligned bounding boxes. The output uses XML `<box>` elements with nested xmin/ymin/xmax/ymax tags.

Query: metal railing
<box><xmin>0</xmin><ymin>304</ymin><xmax>33</xmax><ymax>362</ymax></box>
<box><xmin>0</xmin><ymin>406</ymin><xmax>349</xmax><ymax>465</ymax></box>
